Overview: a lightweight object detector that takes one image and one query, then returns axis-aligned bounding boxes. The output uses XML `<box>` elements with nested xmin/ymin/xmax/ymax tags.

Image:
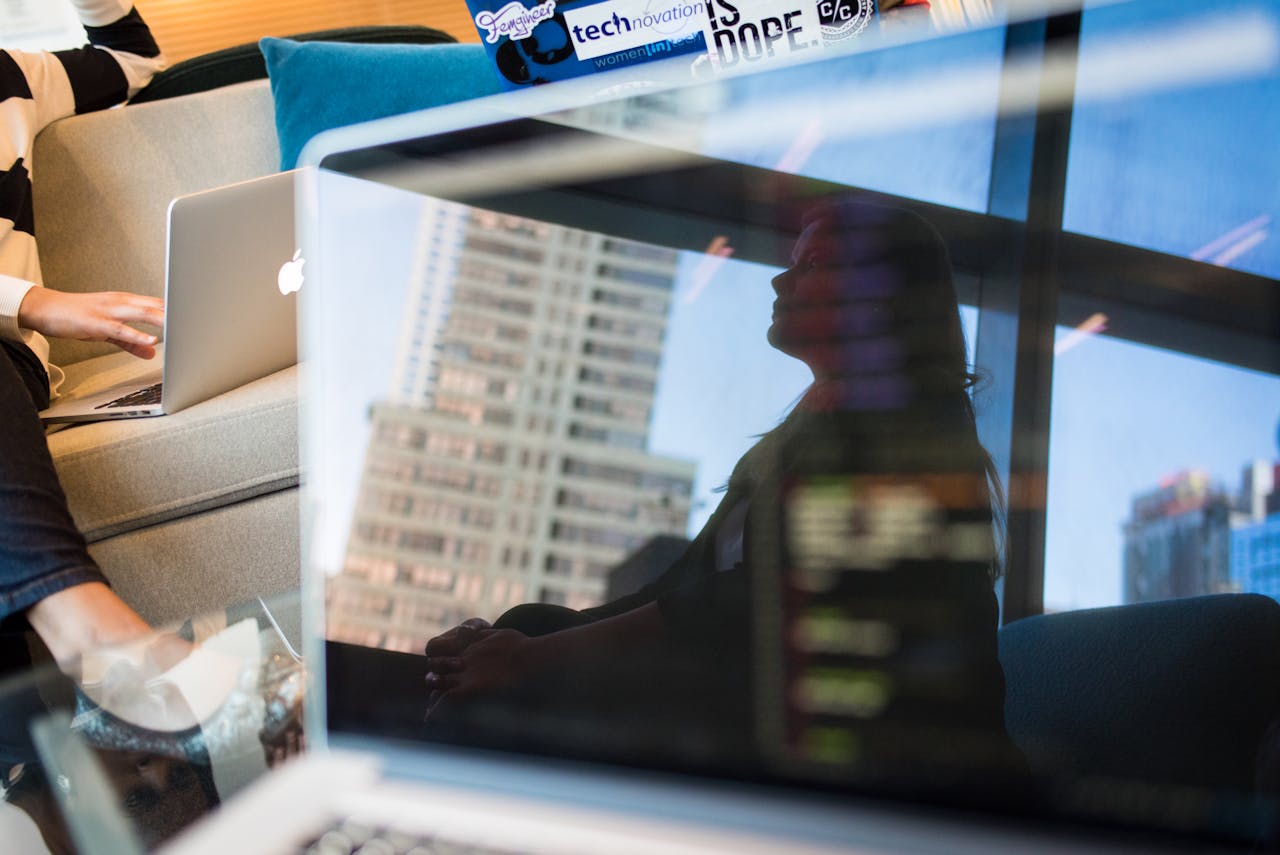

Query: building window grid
<box><xmin>581</xmin><ymin>339</ymin><xmax>663</xmax><ymax>369</ymax></box>
<box><xmin>589</xmin><ymin>286</ymin><xmax>669</xmax><ymax>316</ymax></box>
<box><xmin>594</xmin><ymin>262</ymin><xmax>677</xmax><ymax>291</ymax></box>
<box><xmin>585</xmin><ymin>313</ymin><xmax>665</xmax><ymax>344</ymax></box>
<box><xmin>446</xmin><ymin>310</ymin><xmax>531</xmax><ymax>346</ymax></box>
<box><xmin>451</xmin><ymin>284</ymin><xmax>536</xmax><ymax>318</ymax></box>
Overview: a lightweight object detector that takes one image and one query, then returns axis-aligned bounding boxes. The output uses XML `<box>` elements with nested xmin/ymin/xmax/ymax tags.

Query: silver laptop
<box><xmin>38</xmin><ymin>171</ymin><xmax>300</xmax><ymax>423</ymax></box>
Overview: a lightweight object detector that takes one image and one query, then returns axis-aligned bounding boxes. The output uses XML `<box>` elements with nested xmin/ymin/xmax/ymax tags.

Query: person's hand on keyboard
<box><xmin>17</xmin><ymin>287</ymin><xmax>164</xmax><ymax>358</ymax></box>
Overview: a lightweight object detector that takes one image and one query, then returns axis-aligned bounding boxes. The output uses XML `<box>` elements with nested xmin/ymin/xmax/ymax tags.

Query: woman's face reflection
<box><xmin>768</xmin><ymin>215</ymin><xmax>845</xmax><ymax>372</ymax></box>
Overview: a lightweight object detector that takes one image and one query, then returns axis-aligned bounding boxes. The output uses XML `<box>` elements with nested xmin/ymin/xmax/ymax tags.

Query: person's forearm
<box><xmin>522</xmin><ymin>602</ymin><xmax>665</xmax><ymax>670</ymax></box>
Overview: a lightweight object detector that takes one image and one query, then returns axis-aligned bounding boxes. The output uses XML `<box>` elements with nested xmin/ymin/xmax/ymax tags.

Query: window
<box><xmin>556</xmin><ymin>488</ymin><xmax>640</xmax><ymax>520</ymax></box>
<box><xmin>1043</xmin><ymin>329</ymin><xmax>1280</xmax><ymax>611</ymax></box>
<box><xmin>596</xmin><ymin>263</ymin><xmax>676</xmax><ymax>291</ymax></box>
<box><xmin>603</xmin><ymin>238</ymin><xmax>677</xmax><ymax>263</ymax></box>
<box><xmin>583</xmin><ymin>340</ymin><xmax>663</xmax><ymax>368</ymax></box>
<box><xmin>568</xmin><ymin>422</ymin><xmax>647</xmax><ymax>451</ymax></box>
<box><xmin>465</xmin><ymin>235</ymin><xmax>545</xmax><ymax>264</ymax></box>
<box><xmin>447</xmin><ymin>313</ymin><xmax>530</xmax><ymax>345</ymax></box>
<box><xmin>586</xmin><ymin>314</ymin><xmax>665</xmax><ymax>343</ymax></box>
<box><xmin>453</xmin><ymin>286</ymin><xmax>534</xmax><ymax>317</ymax></box>
<box><xmin>578</xmin><ymin>366</ymin><xmax>656</xmax><ymax>395</ymax></box>
<box><xmin>1033</xmin><ymin>0</ymin><xmax>1280</xmax><ymax>614</ymax></box>
<box><xmin>1063</xmin><ymin>0</ymin><xmax>1280</xmax><ymax>280</ymax></box>
<box><xmin>573</xmin><ymin>394</ymin><xmax>650</xmax><ymax>423</ymax></box>
<box><xmin>591</xmin><ymin>288</ymin><xmax>667</xmax><ymax>314</ymax></box>
<box><xmin>458</xmin><ymin>259</ymin><xmax>538</xmax><ymax>289</ymax></box>
<box><xmin>550</xmin><ymin>521</ymin><xmax>646</xmax><ymax>552</ymax></box>
<box><xmin>562</xmin><ymin>457</ymin><xmax>645</xmax><ymax>487</ymax></box>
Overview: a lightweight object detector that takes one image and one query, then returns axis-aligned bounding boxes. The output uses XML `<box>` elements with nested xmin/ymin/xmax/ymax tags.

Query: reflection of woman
<box><xmin>424</xmin><ymin>201</ymin><xmax>1017</xmax><ymax>784</ymax></box>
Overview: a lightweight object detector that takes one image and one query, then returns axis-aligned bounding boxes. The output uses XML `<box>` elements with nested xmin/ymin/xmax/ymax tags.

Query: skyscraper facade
<box><xmin>1121</xmin><ymin>470</ymin><xmax>1232</xmax><ymax>604</ymax></box>
<box><xmin>1229</xmin><ymin>458</ymin><xmax>1280</xmax><ymax>603</ymax></box>
<box><xmin>328</xmin><ymin>202</ymin><xmax>697</xmax><ymax>652</ymax></box>
<box><xmin>1232</xmin><ymin>516</ymin><xmax>1280</xmax><ymax>603</ymax></box>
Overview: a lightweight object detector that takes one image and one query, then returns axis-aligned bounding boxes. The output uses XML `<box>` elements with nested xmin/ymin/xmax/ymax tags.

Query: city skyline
<box><xmin>328</xmin><ymin>201</ymin><xmax>699</xmax><ymax>652</ymax></box>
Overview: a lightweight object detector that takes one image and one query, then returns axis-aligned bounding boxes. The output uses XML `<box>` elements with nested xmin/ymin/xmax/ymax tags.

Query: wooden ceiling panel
<box><xmin>133</xmin><ymin>0</ymin><xmax>479</xmax><ymax>63</ymax></box>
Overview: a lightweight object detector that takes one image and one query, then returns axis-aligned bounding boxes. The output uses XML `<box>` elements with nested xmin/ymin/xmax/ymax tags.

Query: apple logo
<box><xmin>277</xmin><ymin>248</ymin><xmax>305</xmax><ymax>295</ymax></box>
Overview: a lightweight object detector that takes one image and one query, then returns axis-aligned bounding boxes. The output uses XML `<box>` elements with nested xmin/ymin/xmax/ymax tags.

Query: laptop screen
<box><xmin>300</xmin><ymin>3</ymin><xmax>1280</xmax><ymax>849</ymax></box>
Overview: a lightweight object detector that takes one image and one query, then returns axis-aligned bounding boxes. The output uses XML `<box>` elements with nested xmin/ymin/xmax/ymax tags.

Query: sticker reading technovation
<box><xmin>563</xmin><ymin>0</ymin><xmax>707</xmax><ymax>60</ymax></box>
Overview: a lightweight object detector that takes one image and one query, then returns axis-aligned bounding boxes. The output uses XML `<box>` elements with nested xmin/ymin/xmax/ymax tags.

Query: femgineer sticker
<box><xmin>474</xmin><ymin>0</ymin><xmax>559</xmax><ymax>43</ymax></box>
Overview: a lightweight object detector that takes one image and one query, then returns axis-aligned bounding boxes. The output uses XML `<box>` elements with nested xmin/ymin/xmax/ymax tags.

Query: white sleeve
<box><xmin>0</xmin><ymin>277</ymin><xmax>58</xmax><ymax>391</ymax></box>
<box><xmin>68</xmin><ymin>0</ymin><xmax>135</xmax><ymax>27</ymax></box>
<box><xmin>0</xmin><ymin>274</ymin><xmax>35</xmax><ymax>345</ymax></box>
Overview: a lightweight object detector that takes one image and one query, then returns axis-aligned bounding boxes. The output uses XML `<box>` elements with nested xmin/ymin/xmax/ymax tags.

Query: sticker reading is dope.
<box><xmin>702</xmin><ymin>0</ymin><xmax>821</xmax><ymax>68</ymax></box>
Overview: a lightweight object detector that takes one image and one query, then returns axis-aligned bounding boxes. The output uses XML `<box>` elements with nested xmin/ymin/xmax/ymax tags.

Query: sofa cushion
<box><xmin>259</xmin><ymin>38</ymin><xmax>501</xmax><ymax>170</ymax></box>
<box><xmin>48</xmin><ymin>352</ymin><xmax>299</xmax><ymax>543</ymax></box>
<box><xmin>998</xmin><ymin>593</ymin><xmax>1280</xmax><ymax>791</ymax></box>
<box><xmin>88</xmin><ymin>490</ymin><xmax>300</xmax><ymax>626</ymax></box>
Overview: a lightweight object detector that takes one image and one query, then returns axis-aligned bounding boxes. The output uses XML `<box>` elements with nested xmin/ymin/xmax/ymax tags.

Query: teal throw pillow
<box><xmin>260</xmin><ymin>38</ymin><xmax>502</xmax><ymax>170</ymax></box>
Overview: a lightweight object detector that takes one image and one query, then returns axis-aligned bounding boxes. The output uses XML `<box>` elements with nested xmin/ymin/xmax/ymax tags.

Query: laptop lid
<box><xmin>35</xmin><ymin>171</ymin><xmax>300</xmax><ymax>423</ymax></box>
<box><xmin>161</xmin><ymin>170</ymin><xmax>300</xmax><ymax>414</ymax></box>
<box><xmin>299</xmin><ymin>3</ymin><xmax>1280</xmax><ymax>850</ymax></box>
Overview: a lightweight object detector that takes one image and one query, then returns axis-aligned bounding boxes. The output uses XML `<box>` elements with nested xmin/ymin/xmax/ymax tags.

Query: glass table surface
<box><xmin>0</xmin><ymin>591</ymin><xmax>305</xmax><ymax>855</ymax></box>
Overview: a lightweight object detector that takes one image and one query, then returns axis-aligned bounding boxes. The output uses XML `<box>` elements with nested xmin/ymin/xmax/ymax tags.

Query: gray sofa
<box><xmin>32</xmin><ymin>79</ymin><xmax>300</xmax><ymax>624</ymax></box>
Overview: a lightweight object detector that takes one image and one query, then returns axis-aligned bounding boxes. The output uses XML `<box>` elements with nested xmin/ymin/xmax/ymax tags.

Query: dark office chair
<box><xmin>998</xmin><ymin>593</ymin><xmax>1280</xmax><ymax>793</ymax></box>
<box><xmin>128</xmin><ymin>25</ymin><xmax>456</xmax><ymax>104</ymax></box>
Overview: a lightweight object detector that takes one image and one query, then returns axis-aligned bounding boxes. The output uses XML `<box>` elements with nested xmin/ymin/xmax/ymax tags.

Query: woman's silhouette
<box><xmin>421</xmin><ymin>199</ymin><xmax>1021</xmax><ymax>791</ymax></box>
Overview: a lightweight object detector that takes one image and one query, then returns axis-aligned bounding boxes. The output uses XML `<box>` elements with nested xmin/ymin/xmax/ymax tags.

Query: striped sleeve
<box><xmin>0</xmin><ymin>1</ymin><xmax>164</xmax><ymax>374</ymax></box>
<box><xmin>59</xmin><ymin>3</ymin><xmax>165</xmax><ymax>113</ymax></box>
<box><xmin>2</xmin><ymin>5</ymin><xmax>165</xmax><ymax>132</ymax></box>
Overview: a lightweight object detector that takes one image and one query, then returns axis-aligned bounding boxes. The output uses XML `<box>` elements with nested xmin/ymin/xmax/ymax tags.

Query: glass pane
<box><xmin>1044</xmin><ymin>329</ymin><xmax>1280</xmax><ymax>611</ymax></box>
<box><xmin>298</xmin><ymin>7</ymin><xmax>1280</xmax><ymax>847</ymax></box>
<box><xmin>1064</xmin><ymin>0</ymin><xmax>1280</xmax><ymax>278</ymax></box>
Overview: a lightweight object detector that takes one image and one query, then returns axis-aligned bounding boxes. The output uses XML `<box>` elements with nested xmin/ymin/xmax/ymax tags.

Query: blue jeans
<box><xmin>0</xmin><ymin>339</ymin><xmax>104</xmax><ymax>623</ymax></box>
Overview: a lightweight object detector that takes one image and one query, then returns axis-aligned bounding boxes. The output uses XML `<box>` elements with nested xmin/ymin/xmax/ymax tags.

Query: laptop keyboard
<box><xmin>299</xmin><ymin>818</ymin><xmax>530</xmax><ymax>855</ymax></box>
<box><xmin>95</xmin><ymin>382</ymin><xmax>163</xmax><ymax>410</ymax></box>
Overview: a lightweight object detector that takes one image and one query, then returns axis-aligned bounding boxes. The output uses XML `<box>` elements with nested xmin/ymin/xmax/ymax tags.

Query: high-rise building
<box><xmin>1231</xmin><ymin>515</ymin><xmax>1280</xmax><ymax>603</ymax></box>
<box><xmin>1228</xmin><ymin>451</ymin><xmax>1280</xmax><ymax>603</ymax></box>
<box><xmin>1237</xmin><ymin>459</ymin><xmax>1280</xmax><ymax>523</ymax></box>
<box><xmin>1121</xmin><ymin>470</ymin><xmax>1232</xmax><ymax>604</ymax></box>
<box><xmin>327</xmin><ymin>202</ymin><xmax>697</xmax><ymax>652</ymax></box>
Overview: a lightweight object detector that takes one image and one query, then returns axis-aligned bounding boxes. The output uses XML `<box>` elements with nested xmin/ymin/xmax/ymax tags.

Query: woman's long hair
<box><xmin>735</xmin><ymin>198</ymin><xmax>1007</xmax><ymax>580</ymax></box>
